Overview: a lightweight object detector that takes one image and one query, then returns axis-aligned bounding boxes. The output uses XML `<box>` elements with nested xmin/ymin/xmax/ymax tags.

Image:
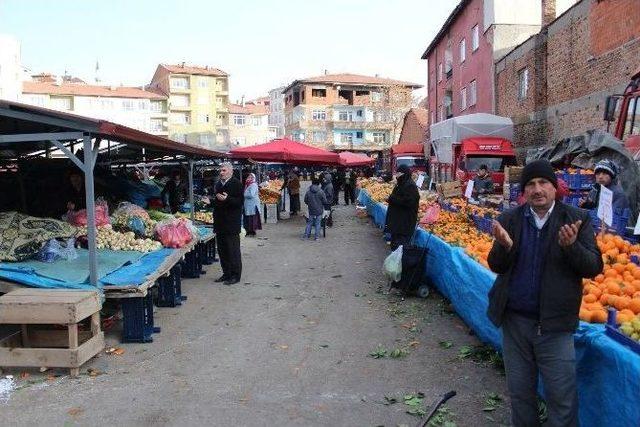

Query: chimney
<box><xmin>324</xmin><ymin>69</ymin><xmax>328</xmax><ymax>75</ymax></box>
<box><xmin>241</xmin><ymin>95</ymin><xmax>245</xmax><ymax>107</ymax></box>
<box><xmin>181</xmin><ymin>61</ymin><xmax>185</xmax><ymax>68</ymax></box>
<box><xmin>542</xmin><ymin>0</ymin><xmax>556</xmax><ymax>26</ymax></box>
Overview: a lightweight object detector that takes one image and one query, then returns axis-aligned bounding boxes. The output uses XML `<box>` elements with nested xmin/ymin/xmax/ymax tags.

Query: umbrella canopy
<box><xmin>229</xmin><ymin>138</ymin><xmax>339</xmax><ymax>165</ymax></box>
<box><xmin>338</xmin><ymin>151</ymin><xmax>376</xmax><ymax>167</ymax></box>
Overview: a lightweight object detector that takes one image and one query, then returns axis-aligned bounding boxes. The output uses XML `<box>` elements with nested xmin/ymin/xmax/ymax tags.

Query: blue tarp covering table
<box><xmin>357</xmin><ymin>189</ymin><xmax>640</xmax><ymax>426</ymax></box>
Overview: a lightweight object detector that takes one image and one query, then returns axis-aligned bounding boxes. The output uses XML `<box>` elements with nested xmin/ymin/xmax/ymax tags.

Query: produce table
<box><xmin>358</xmin><ymin>190</ymin><xmax>640</xmax><ymax>427</ymax></box>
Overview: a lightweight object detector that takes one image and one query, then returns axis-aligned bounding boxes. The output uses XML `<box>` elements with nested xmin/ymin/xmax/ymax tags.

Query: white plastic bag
<box><xmin>383</xmin><ymin>245</ymin><xmax>403</xmax><ymax>282</ymax></box>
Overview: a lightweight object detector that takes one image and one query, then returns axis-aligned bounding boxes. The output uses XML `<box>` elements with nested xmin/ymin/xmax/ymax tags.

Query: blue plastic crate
<box><xmin>121</xmin><ymin>293</ymin><xmax>161</xmax><ymax>343</ymax></box>
<box><xmin>565</xmin><ymin>173</ymin><xmax>582</xmax><ymax>190</ymax></box>
<box><xmin>509</xmin><ymin>183</ymin><xmax>521</xmax><ymax>201</ymax></box>
<box><xmin>580</xmin><ymin>173</ymin><xmax>595</xmax><ymax>190</ymax></box>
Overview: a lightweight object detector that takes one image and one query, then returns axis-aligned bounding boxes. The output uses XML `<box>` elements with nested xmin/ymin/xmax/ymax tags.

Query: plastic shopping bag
<box><xmin>383</xmin><ymin>245</ymin><xmax>403</xmax><ymax>282</ymax></box>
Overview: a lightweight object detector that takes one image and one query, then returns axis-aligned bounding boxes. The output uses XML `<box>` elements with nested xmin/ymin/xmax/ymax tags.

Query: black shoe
<box><xmin>214</xmin><ymin>276</ymin><xmax>228</xmax><ymax>283</ymax></box>
<box><xmin>224</xmin><ymin>277</ymin><xmax>240</xmax><ymax>285</ymax></box>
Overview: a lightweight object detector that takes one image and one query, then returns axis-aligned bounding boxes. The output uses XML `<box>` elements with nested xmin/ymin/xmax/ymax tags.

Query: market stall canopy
<box><xmin>0</xmin><ymin>99</ymin><xmax>224</xmax><ymax>162</ymax></box>
<box><xmin>229</xmin><ymin>138</ymin><xmax>340</xmax><ymax>165</ymax></box>
<box><xmin>391</xmin><ymin>143</ymin><xmax>424</xmax><ymax>155</ymax></box>
<box><xmin>338</xmin><ymin>151</ymin><xmax>376</xmax><ymax>167</ymax></box>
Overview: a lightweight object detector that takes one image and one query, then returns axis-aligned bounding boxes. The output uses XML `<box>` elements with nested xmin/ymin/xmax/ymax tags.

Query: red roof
<box><xmin>338</xmin><ymin>151</ymin><xmax>376</xmax><ymax>167</ymax></box>
<box><xmin>160</xmin><ymin>64</ymin><xmax>228</xmax><ymax>77</ymax></box>
<box><xmin>284</xmin><ymin>73</ymin><xmax>422</xmax><ymax>93</ymax></box>
<box><xmin>391</xmin><ymin>143</ymin><xmax>424</xmax><ymax>155</ymax></box>
<box><xmin>230</xmin><ymin>138</ymin><xmax>339</xmax><ymax>165</ymax></box>
<box><xmin>23</xmin><ymin>81</ymin><xmax>166</xmax><ymax>100</ymax></box>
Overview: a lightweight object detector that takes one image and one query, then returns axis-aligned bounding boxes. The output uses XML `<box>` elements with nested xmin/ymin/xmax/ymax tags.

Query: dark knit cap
<box><xmin>520</xmin><ymin>159</ymin><xmax>557</xmax><ymax>188</ymax></box>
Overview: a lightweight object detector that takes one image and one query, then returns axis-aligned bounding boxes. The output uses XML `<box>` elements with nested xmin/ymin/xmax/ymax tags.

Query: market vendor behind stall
<box><xmin>473</xmin><ymin>164</ymin><xmax>494</xmax><ymax>196</ymax></box>
<box><xmin>64</xmin><ymin>170</ymin><xmax>86</xmax><ymax>212</ymax></box>
<box><xmin>161</xmin><ymin>170</ymin><xmax>187</xmax><ymax>213</ymax></box>
<box><xmin>579</xmin><ymin>159</ymin><xmax>630</xmax><ymax>212</ymax></box>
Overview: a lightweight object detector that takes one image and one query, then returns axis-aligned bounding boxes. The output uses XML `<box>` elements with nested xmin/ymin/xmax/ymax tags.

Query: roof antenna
<box><xmin>95</xmin><ymin>59</ymin><xmax>101</xmax><ymax>83</ymax></box>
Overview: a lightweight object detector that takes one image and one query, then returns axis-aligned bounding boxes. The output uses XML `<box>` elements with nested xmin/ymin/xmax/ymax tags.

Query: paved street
<box><xmin>0</xmin><ymin>201</ymin><xmax>510</xmax><ymax>426</ymax></box>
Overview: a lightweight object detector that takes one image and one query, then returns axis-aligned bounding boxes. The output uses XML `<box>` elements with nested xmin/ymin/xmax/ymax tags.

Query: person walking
<box><xmin>343</xmin><ymin>169</ymin><xmax>356</xmax><ymax>205</ymax></box>
<box><xmin>242</xmin><ymin>173</ymin><xmax>261</xmax><ymax>237</ymax></box>
<box><xmin>302</xmin><ymin>177</ymin><xmax>327</xmax><ymax>240</ymax></box>
<box><xmin>321</xmin><ymin>173</ymin><xmax>334</xmax><ymax>227</ymax></box>
<box><xmin>213</xmin><ymin>162</ymin><xmax>244</xmax><ymax>285</ymax></box>
<box><xmin>384</xmin><ymin>164</ymin><xmax>419</xmax><ymax>250</ymax></box>
<box><xmin>487</xmin><ymin>159</ymin><xmax>603</xmax><ymax>427</ymax></box>
<box><xmin>287</xmin><ymin>170</ymin><xmax>301</xmax><ymax>215</ymax></box>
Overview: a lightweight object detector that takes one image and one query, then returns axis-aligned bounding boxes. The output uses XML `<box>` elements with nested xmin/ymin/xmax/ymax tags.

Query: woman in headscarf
<box><xmin>243</xmin><ymin>173</ymin><xmax>262</xmax><ymax>237</ymax></box>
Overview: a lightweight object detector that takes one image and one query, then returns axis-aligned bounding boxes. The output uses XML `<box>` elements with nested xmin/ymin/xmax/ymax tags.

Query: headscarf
<box><xmin>244</xmin><ymin>173</ymin><xmax>256</xmax><ymax>190</ymax></box>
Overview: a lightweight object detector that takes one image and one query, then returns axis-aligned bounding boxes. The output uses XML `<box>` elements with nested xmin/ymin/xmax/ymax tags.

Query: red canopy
<box><xmin>229</xmin><ymin>138</ymin><xmax>339</xmax><ymax>165</ymax></box>
<box><xmin>338</xmin><ymin>151</ymin><xmax>376</xmax><ymax>167</ymax></box>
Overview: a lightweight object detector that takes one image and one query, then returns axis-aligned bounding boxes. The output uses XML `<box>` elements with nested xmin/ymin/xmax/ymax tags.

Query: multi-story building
<box><xmin>0</xmin><ymin>34</ymin><xmax>22</xmax><ymax>101</ymax></box>
<box><xmin>422</xmin><ymin>0</ymin><xmax>578</xmax><ymax>126</ymax></box>
<box><xmin>282</xmin><ymin>73</ymin><xmax>421</xmax><ymax>153</ymax></box>
<box><xmin>228</xmin><ymin>102</ymin><xmax>277</xmax><ymax>147</ymax></box>
<box><xmin>495</xmin><ymin>0</ymin><xmax>640</xmax><ymax>155</ymax></box>
<box><xmin>149</xmin><ymin>63</ymin><xmax>230</xmax><ymax>148</ymax></box>
<box><xmin>268</xmin><ymin>86</ymin><xmax>286</xmax><ymax>138</ymax></box>
<box><xmin>21</xmin><ymin>77</ymin><xmax>168</xmax><ymax>136</ymax></box>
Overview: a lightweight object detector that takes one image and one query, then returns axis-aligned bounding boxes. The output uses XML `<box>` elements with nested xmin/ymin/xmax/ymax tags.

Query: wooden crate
<box><xmin>0</xmin><ymin>289</ymin><xmax>104</xmax><ymax>376</ymax></box>
<box><xmin>436</xmin><ymin>181</ymin><xmax>462</xmax><ymax>199</ymax></box>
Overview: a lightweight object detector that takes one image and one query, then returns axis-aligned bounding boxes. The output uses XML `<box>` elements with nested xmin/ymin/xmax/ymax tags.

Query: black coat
<box><xmin>384</xmin><ymin>176</ymin><xmax>419</xmax><ymax>236</ymax></box>
<box><xmin>213</xmin><ymin>176</ymin><xmax>244</xmax><ymax>235</ymax></box>
<box><xmin>487</xmin><ymin>202</ymin><xmax>603</xmax><ymax>333</ymax></box>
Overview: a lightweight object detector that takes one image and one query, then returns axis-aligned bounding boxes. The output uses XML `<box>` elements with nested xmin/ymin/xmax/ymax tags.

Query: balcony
<box><xmin>331</xmin><ymin>120</ymin><xmax>393</xmax><ymax>130</ymax></box>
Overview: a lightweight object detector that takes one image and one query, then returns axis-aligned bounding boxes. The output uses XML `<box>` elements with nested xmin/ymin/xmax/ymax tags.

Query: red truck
<box><xmin>605</xmin><ymin>68</ymin><xmax>640</xmax><ymax>151</ymax></box>
<box><xmin>389</xmin><ymin>143</ymin><xmax>428</xmax><ymax>174</ymax></box>
<box><xmin>429</xmin><ymin>113</ymin><xmax>518</xmax><ymax>194</ymax></box>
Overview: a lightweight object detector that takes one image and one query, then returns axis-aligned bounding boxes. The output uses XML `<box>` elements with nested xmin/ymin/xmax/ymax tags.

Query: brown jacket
<box><xmin>288</xmin><ymin>175</ymin><xmax>300</xmax><ymax>195</ymax></box>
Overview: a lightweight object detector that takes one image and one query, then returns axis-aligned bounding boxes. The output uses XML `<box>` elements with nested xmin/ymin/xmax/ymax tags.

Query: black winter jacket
<box><xmin>213</xmin><ymin>177</ymin><xmax>244</xmax><ymax>235</ymax></box>
<box><xmin>487</xmin><ymin>202</ymin><xmax>603</xmax><ymax>333</ymax></box>
<box><xmin>384</xmin><ymin>175</ymin><xmax>419</xmax><ymax>236</ymax></box>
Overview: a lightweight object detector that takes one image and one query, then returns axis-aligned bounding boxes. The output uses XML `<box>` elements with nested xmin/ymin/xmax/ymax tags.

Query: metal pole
<box><xmin>188</xmin><ymin>159</ymin><xmax>195</xmax><ymax>221</ymax></box>
<box><xmin>82</xmin><ymin>134</ymin><xmax>98</xmax><ymax>287</ymax></box>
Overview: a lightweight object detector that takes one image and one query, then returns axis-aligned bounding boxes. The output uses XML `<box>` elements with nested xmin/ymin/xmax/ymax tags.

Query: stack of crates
<box><xmin>503</xmin><ymin>166</ymin><xmax>524</xmax><ymax>209</ymax></box>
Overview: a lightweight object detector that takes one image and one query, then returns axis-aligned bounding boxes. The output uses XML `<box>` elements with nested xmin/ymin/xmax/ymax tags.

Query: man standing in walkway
<box><xmin>287</xmin><ymin>170</ymin><xmax>301</xmax><ymax>215</ymax></box>
<box><xmin>213</xmin><ymin>162</ymin><xmax>244</xmax><ymax>285</ymax></box>
<box><xmin>384</xmin><ymin>164</ymin><xmax>419</xmax><ymax>250</ymax></box>
<box><xmin>488</xmin><ymin>159</ymin><xmax>602</xmax><ymax>427</ymax></box>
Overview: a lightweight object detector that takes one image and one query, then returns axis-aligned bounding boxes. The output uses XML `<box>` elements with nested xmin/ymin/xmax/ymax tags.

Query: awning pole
<box><xmin>82</xmin><ymin>134</ymin><xmax>98</xmax><ymax>287</ymax></box>
<box><xmin>188</xmin><ymin>159</ymin><xmax>195</xmax><ymax>221</ymax></box>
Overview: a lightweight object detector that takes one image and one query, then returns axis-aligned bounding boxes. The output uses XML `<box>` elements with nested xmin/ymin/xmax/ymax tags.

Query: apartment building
<box><xmin>282</xmin><ymin>73</ymin><xmax>421</xmax><ymax>152</ymax></box>
<box><xmin>422</xmin><ymin>0</ymin><xmax>578</xmax><ymax>125</ymax></box>
<box><xmin>228</xmin><ymin>102</ymin><xmax>277</xmax><ymax>147</ymax></box>
<box><xmin>21</xmin><ymin>77</ymin><xmax>168</xmax><ymax>136</ymax></box>
<box><xmin>149</xmin><ymin>63</ymin><xmax>230</xmax><ymax>148</ymax></box>
<box><xmin>268</xmin><ymin>86</ymin><xmax>286</xmax><ymax>138</ymax></box>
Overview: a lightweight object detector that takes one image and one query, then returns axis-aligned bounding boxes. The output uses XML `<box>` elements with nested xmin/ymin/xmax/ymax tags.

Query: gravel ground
<box><xmin>0</xmin><ymin>192</ymin><xmax>511</xmax><ymax>426</ymax></box>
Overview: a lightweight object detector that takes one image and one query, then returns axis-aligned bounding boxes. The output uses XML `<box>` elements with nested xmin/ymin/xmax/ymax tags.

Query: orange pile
<box><xmin>421</xmin><ymin>210</ymin><xmax>494</xmax><ymax>269</ymax></box>
<box><xmin>579</xmin><ymin>233</ymin><xmax>640</xmax><ymax>324</ymax></box>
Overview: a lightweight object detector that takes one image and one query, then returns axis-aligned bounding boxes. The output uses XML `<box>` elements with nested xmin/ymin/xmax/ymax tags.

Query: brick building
<box><xmin>282</xmin><ymin>73</ymin><xmax>421</xmax><ymax>153</ymax></box>
<box><xmin>422</xmin><ymin>0</ymin><xmax>577</xmax><ymax>126</ymax></box>
<box><xmin>398</xmin><ymin>108</ymin><xmax>429</xmax><ymax>145</ymax></box>
<box><xmin>495</xmin><ymin>0</ymin><xmax>640</xmax><ymax>156</ymax></box>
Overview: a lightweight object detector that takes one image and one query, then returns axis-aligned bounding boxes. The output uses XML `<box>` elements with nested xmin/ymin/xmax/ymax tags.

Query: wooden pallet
<box><xmin>0</xmin><ymin>289</ymin><xmax>104</xmax><ymax>376</ymax></box>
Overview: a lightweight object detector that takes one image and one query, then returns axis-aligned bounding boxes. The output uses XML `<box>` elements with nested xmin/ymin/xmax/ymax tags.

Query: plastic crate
<box><xmin>605</xmin><ymin>308</ymin><xmax>640</xmax><ymax>355</ymax></box>
<box><xmin>580</xmin><ymin>173</ymin><xmax>595</xmax><ymax>190</ymax></box>
<box><xmin>156</xmin><ymin>264</ymin><xmax>186</xmax><ymax>308</ymax></box>
<box><xmin>121</xmin><ymin>293</ymin><xmax>160</xmax><ymax>343</ymax></box>
<box><xmin>509</xmin><ymin>184</ymin><xmax>521</xmax><ymax>201</ymax></box>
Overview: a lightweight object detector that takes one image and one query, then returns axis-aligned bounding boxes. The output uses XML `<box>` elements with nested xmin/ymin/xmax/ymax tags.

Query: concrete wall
<box><xmin>495</xmin><ymin>0</ymin><xmax>640</xmax><ymax>156</ymax></box>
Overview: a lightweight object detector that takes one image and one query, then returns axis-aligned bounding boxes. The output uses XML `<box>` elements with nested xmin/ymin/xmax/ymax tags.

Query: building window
<box><xmin>459</xmin><ymin>38</ymin><xmax>466</xmax><ymax>63</ymax></box>
<box><xmin>233</xmin><ymin>115</ymin><xmax>246</xmax><ymax>125</ymax></box>
<box><xmin>472</xmin><ymin>25</ymin><xmax>479</xmax><ymax>51</ymax></box>
<box><xmin>312</xmin><ymin>110</ymin><xmax>326</xmax><ymax>121</ymax></box>
<box><xmin>338</xmin><ymin>111</ymin><xmax>353</xmax><ymax>121</ymax></box>
<box><xmin>150</xmin><ymin>119</ymin><xmax>164</xmax><ymax>132</ymax></box>
<box><xmin>357</xmin><ymin>110</ymin><xmax>363</xmax><ymax>117</ymax></box>
<box><xmin>460</xmin><ymin>87</ymin><xmax>467</xmax><ymax>111</ymax></box>
<box><xmin>199</xmin><ymin>134</ymin><xmax>213</xmax><ymax>145</ymax></box>
<box><xmin>469</xmin><ymin>80</ymin><xmax>477</xmax><ymax>106</ymax></box>
<box><xmin>371</xmin><ymin>91</ymin><xmax>382</xmax><ymax>102</ymax></box>
<box><xmin>356</xmin><ymin>131</ymin><xmax>363</xmax><ymax>139</ymax></box>
<box><xmin>171</xmin><ymin>94</ymin><xmax>190</xmax><ymax>107</ymax></box>
<box><xmin>438</xmin><ymin>63</ymin><xmax>443</xmax><ymax>82</ymax></box>
<box><xmin>27</xmin><ymin>95</ymin><xmax>46</xmax><ymax>107</ymax></box>
<box><xmin>50</xmin><ymin>96</ymin><xmax>72</xmax><ymax>111</ymax></box>
<box><xmin>313</xmin><ymin>131</ymin><xmax>326</xmax><ymax>143</ymax></box>
<box><xmin>373</xmin><ymin>132</ymin><xmax>386</xmax><ymax>144</ymax></box>
<box><xmin>252</xmin><ymin>117</ymin><xmax>261</xmax><ymax>126</ymax></box>
<box><xmin>340</xmin><ymin>132</ymin><xmax>353</xmax><ymax>144</ymax></box>
<box><xmin>431</xmin><ymin>111</ymin><xmax>436</xmax><ymax>125</ymax></box>
<box><xmin>170</xmin><ymin>77</ymin><xmax>189</xmax><ymax>90</ymax></box>
<box><xmin>150</xmin><ymin>100</ymin><xmax>163</xmax><ymax>112</ymax></box>
<box><xmin>198</xmin><ymin>78</ymin><xmax>209</xmax><ymax>88</ymax></box>
<box><xmin>355</xmin><ymin>90</ymin><xmax>370</xmax><ymax>96</ymax></box>
<box><xmin>518</xmin><ymin>68</ymin><xmax>529</xmax><ymax>100</ymax></box>
<box><xmin>216</xmin><ymin>114</ymin><xmax>225</xmax><ymax>126</ymax></box>
<box><xmin>444</xmin><ymin>90</ymin><xmax>453</xmax><ymax>118</ymax></box>
<box><xmin>122</xmin><ymin>100</ymin><xmax>136</xmax><ymax>111</ymax></box>
<box><xmin>216</xmin><ymin>96</ymin><xmax>226</xmax><ymax>108</ymax></box>
<box><xmin>198</xmin><ymin>113</ymin><xmax>210</xmax><ymax>123</ymax></box>
<box><xmin>171</xmin><ymin>112</ymin><xmax>190</xmax><ymax>124</ymax></box>
<box><xmin>312</xmin><ymin>88</ymin><xmax>326</xmax><ymax>97</ymax></box>
<box><xmin>100</xmin><ymin>99</ymin><xmax>114</xmax><ymax>109</ymax></box>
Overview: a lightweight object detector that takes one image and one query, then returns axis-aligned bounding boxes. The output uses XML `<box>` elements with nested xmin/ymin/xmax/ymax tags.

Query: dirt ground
<box><xmin>0</xmin><ymin>192</ymin><xmax>511</xmax><ymax>426</ymax></box>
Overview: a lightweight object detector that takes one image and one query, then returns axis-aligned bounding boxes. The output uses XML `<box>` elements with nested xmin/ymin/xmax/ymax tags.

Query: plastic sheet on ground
<box><xmin>358</xmin><ymin>189</ymin><xmax>640</xmax><ymax>426</ymax></box>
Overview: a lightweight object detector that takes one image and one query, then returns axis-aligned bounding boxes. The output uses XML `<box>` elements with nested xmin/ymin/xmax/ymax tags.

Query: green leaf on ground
<box><xmin>390</xmin><ymin>348</ymin><xmax>409</xmax><ymax>358</ymax></box>
<box><xmin>439</xmin><ymin>341</ymin><xmax>453</xmax><ymax>349</ymax></box>
<box><xmin>369</xmin><ymin>346</ymin><xmax>388</xmax><ymax>359</ymax></box>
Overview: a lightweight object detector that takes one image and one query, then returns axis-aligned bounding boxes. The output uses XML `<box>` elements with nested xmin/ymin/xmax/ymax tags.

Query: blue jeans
<box><xmin>502</xmin><ymin>311</ymin><xmax>578</xmax><ymax>427</ymax></box>
<box><xmin>304</xmin><ymin>215</ymin><xmax>321</xmax><ymax>239</ymax></box>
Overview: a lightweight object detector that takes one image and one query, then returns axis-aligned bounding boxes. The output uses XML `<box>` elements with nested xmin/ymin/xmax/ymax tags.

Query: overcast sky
<box><xmin>0</xmin><ymin>0</ymin><xmax>457</xmax><ymax>101</ymax></box>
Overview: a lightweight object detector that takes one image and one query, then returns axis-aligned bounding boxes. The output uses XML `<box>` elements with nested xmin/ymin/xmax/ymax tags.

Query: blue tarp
<box><xmin>100</xmin><ymin>248</ymin><xmax>175</xmax><ymax>287</ymax></box>
<box><xmin>358</xmin><ymin>190</ymin><xmax>640</xmax><ymax>426</ymax></box>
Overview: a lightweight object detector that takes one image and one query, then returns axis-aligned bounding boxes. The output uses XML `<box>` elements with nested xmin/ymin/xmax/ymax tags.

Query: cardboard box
<box><xmin>436</xmin><ymin>180</ymin><xmax>462</xmax><ymax>199</ymax></box>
